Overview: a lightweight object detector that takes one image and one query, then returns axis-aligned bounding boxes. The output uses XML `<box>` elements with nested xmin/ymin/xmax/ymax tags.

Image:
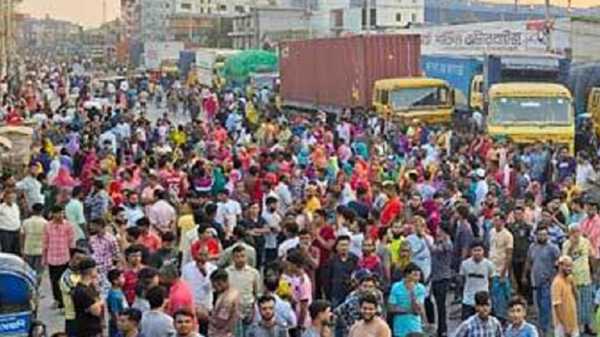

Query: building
<box><xmin>213</xmin><ymin>0</ymin><xmax>275</xmax><ymax>17</ymax></box>
<box><xmin>173</xmin><ymin>0</ymin><xmax>216</xmax><ymax>15</ymax></box>
<box><xmin>168</xmin><ymin>14</ymin><xmax>233</xmax><ymax>47</ymax></box>
<box><xmin>423</xmin><ymin>0</ymin><xmax>600</xmax><ymax>25</ymax></box>
<box><xmin>81</xmin><ymin>19</ymin><xmax>122</xmax><ymax>62</ymax></box>
<box><xmin>19</xmin><ymin>15</ymin><xmax>82</xmax><ymax>52</ymax></box>
<box><xmin>139</xmin><ymin>0</ymin><xmax>175</xmax><ymax>41</ymax></box>
<box><xmin>229</xmin><ymin>7</ymin><xmax>308</xmax><ymax>49</ymax></box>
<box><xmin>280</xmin><ymin>0</ymin><xmax>424</xmax><ymax>37</ymax></box>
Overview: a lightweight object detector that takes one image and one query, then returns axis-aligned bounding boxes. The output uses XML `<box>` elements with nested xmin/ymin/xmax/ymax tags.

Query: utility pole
<box><xmin>0</xmin><ymin>0</ymin><xmax>6</xmax><ymax>80</ymax></box>
<box><xmin>365</xmin><ymin>0</ymin><xmax>371</xmax><ymax>34</ymax></box>
<box><xmin>103</xmin><ymin>0</ymin><xmax>107</xmax><ymax>25</ymax></box>
<box><xmin>545</xmin><ymin>0</ymin><xmax>552</xmax><ymax>52</ymax></box>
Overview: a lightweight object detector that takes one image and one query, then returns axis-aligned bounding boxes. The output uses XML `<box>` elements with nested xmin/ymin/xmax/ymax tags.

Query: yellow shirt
<box><xmin>551</xmin><ymin>274</ymin><xmax>578</xmax><ymax>333</ymax></box>
<box><xmin>21</xmin><ymin>215</ymin><xmax>48</xmax><ymax>256</ymax></box>
<box><xmin>389</xmin><ymin>237</ymin><xmax>408</xmax><ymax>266</ymax></box>
<box><xmin>304</xmin><ymin>197</ymin><xmax>321</xmax><ymax>216</ymax></box>
<box><xmin>177</xmin><ymin>214</ymin><xmax>196</xmax><ymax>251</ymax></box>
<box><xmin>562</xmin><ymin>237</ymin><xmax>592</xmax><ymax>285</ymax></box>
<box><xmin>60</xmin><ymin>270</ymin><xmax>81</xmax><ymax>320</ymax></box>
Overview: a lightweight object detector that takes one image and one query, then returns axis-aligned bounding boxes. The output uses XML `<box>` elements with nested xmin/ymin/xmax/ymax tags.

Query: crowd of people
<box><xmin>2</xmin><ymin>59</ymin><xmax>600</xmax><ymax>337</ymax></box>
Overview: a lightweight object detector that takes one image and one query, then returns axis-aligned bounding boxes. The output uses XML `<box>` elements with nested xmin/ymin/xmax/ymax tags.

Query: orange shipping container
<box><xmin>279</xmin><ymin>34</ymin><xmax>421</xmax><ymax>112</ymax></box>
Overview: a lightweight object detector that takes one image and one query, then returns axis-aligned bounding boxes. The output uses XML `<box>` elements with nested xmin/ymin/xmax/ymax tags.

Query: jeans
<box><xmin>24</xmin><ymin>255</ymin><xmax>43</xmax><ymax>285</ymax></box>
<box><xmin>491</xmin><ymin>276</ymin><xmax>511</xmax><ymax>320</ymax></box>
<box><xmin>432</xmin><ymin>279</ymin><xmax>450</xmax><ymax>337</ymax></box>
<box><xmin>65</xmin><ymin>319</ymin><xmax>77</xmax><ymax>337</ymax></box>
<box><xmin>535</xmin><ymin>283</ymin><xmax>552</xmax><ymax>334</ymax></box>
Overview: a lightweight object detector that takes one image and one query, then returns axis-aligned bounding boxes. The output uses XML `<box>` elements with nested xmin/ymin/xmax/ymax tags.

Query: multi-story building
<box><xmin>19</xmin><ymin>15</ymin><xmax>82</xmax><ymax>50</ymax></box>
<box><xmin>214</xmin><ymin>0</ymin><xmax>274</xmax><ymax>17</ymax></box>
<box><xmin>280</xmin><ymin>0</ymin><xmax>424</xmax><ymax>37</ymax></box>
<box><xmin>229</xmin><ymin>6</ymin><xmax>308</xmax><ymax>49</ymax></box>
<box><xmin>173</xmin><ymin>0</ymin><xmax>217</xmax><ymax>15</ymax></box>
<box><xmin>139</xmin><ymin>0</ymin><xmax>175</xmax><ymax>41</ymax></box>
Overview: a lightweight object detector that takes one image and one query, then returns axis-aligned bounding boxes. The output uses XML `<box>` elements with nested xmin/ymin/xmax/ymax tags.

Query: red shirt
<box><xmin>312</xmin><ymin>225</ymin><xmax>336</xmax><ymax>266</ymax></box>
<box><xmin>140</xmin><ymin>232</ymin><xmax>162</xmax><ymax>253</ymax></box>
<box><xmin>166</xmin><ymin>279</ymin><xmax>195</xmax><ymax>316</ymax></box>
<box><xmin>380</xmin><ymin>197</ymin><xmax>403</xmax><ymax>227</ymax></box>
<box><xmin>191</xmin><ymin>237</ymin><xmax>220</xmax><ymax>258</ymax></box>
<box><xmin>123</xmin><ymin>268</ymin><xmax>139</xmax><ymax>305</ymax></box>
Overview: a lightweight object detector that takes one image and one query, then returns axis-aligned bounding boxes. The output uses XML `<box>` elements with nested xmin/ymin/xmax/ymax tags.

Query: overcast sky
<box><xmin>18</xmin><ymin>0</ymin><xmax>598</xmax><ymax>28</ymax></box>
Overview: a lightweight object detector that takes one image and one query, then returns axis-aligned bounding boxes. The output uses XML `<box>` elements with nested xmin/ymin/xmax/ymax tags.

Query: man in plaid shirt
<box><xmin>43</xmin><ymin>205</ymin><xmax>75</xmax><ymax>309</ymax></box>
<box><xmin>453</xmin><ymin>291</ymin><xmax>504</xmax><ymax>337</ymax></box>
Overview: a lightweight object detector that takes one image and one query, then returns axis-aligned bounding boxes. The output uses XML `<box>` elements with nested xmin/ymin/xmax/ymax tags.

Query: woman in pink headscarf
<box><xmin>80</xmin><ymin>148</ymin><xmax>99</xmax><ymax>193</ymax></box>
<box><xmin>203</xmin><ymin>93</ymin><xmax>218</xmax><ymax>120</ymax></box>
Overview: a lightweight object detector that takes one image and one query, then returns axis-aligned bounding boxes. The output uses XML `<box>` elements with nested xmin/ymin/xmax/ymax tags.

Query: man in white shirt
<box><xmin>275</xmin><ymin>176</ymin><xmax>293</xmax><ymax>214</ymax></box>
<box><xmin>215</xmin><ymin>191</ymin><xmax>242</xmax><ymax>234</ymax></box>
<box><xmin>0</xmin><ymin>190</ymin><xmax>21</xmax><ymax>255</ymax></box>
<box><xmin>181</xmin><ymin>243</ymin><xmax>216</xmax><ymax>324</ymax></box>
<box><xmin>15</xmin><ymin>164</ymin><xmax>44</xmax><ymax>212</ymax></box>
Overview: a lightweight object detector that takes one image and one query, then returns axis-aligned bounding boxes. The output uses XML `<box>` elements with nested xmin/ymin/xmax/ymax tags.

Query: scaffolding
<box><xmin>0</xmin><ymin>0</ymin><xmax>16</xmax><ymax>79</ymax></box>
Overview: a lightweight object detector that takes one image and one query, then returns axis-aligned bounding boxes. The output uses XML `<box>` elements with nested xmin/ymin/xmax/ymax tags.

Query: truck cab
<box><xmin>470</xmin><ymin>74</ymin><xmax>485</xmax><ymax>112</ymax></box>
<box><xmin>487</xmin><ymin>83</ymin><xmax>575</xmax><ymax>153</ymax></box>
<box><xmin>587</xmin><ymin>87</ymin><xmax>600</xmax><ymax>135</ymax></box>
<box><xmin>373</xmin><ymin>78</ymin><xmax>455</xmax><ymax>124</ymax></box>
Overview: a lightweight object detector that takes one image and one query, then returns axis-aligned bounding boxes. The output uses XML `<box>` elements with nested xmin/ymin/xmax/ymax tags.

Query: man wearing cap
<box><xmin>473</xmin><ymin>168</ymin><xmax>488</xmax><ymax>214</ymax></box>
<box><xmin>579</xmin><ymin>199</ymin><xmax>600</xmax><ymax>290</ymax></box>
<box><xmin>562</xmin><ymin>225</ymin><xmax>594</xmax><ymax>334</ymax></box>
<box><xmin>182</xmin><ymin>241</ymin><xmax>216</xmax><ymax>330</ymax></box>
<box><xmin>551</xmin><ymin>256</ymin><xmax>579</xmax><ymax>337</ymax></box>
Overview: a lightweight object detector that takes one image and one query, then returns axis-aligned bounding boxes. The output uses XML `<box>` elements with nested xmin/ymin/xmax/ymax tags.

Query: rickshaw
<box><xmin>0</xmin><ymin>126</ymin><xmax>34</xmax><ymax>173</ymax></box>
<box><xmin>0</xmin><ymin>253</ymin><xmax>38</xmax><ymax>337</ymax></box>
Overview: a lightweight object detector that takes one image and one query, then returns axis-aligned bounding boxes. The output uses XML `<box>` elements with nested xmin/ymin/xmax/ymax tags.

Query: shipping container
<box><xmin>279</xmin><ymin>34</ymin><xmax>421</xmax><ymax>112</ymax></box>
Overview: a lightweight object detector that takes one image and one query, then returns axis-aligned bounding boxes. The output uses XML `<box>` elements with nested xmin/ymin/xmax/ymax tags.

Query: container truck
<box><xmin>421</xmin><ymin>54</ymin><xmax>484</xmax><ymax>113</ymax></box>
<box><xmin>487</xmin><ymin>83</ymin><xmax>575</xmax><ymax>153</ymax></box>
<box><xmin>483</xmin><ymin>55</ymin><xmax>574</xmax><ymax>153</ymax></box>
<box><xmin>280</xmin><ymin>34</ymin><xmax>457</xmax><ymax>124</ymax></box>
<box><xmin>421</xmin><ymin>54</ymin><xmax>571</xmax><ymax>113</ymax></box>
<box><xmin>177</xmin><ymin>49</ymin><xmax>240</xmax><ymax>87</ymax></box>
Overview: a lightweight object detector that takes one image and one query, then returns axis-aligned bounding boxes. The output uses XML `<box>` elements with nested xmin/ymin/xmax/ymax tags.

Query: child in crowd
<box><xmin>106</xmin><ymin>269</ymin><xmax>128</xmax><ymax>337</ymax></box>
<box><xmin>505</xmin><ymin>296</ymin><xmax>538</xmax><ymax>337</ymax></box>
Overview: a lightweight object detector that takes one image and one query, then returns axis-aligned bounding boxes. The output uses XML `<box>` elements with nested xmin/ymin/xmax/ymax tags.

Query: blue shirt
<box><xmin>406</xmin><ymin>234</ymin><xmax>432</xmax><ymax>280</ymax></box>
<box><xmin>505</xmin><ymin>322</ymin><xmax>538</xmax><ymax>337</ymax></box>
<box><xmin>389</xmin><ymin>280</ymin><xmax>426</xmax><ymax>337</ymax></box>
<box><xmin>106</xmin><ymin>288</ymin><xmax>128</xmax><ymax>317</ymax></box>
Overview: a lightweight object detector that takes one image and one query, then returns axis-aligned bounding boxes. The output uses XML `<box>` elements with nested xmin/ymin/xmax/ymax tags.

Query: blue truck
<box><xmin>421</xmin><ymin>54</ymin><xmax>483</xmax><ymax>113</ymax></box>
<box><xmin>421</xmin><ymin>54</ymin><xmax>571</xmax><ymax>113</ymax></box>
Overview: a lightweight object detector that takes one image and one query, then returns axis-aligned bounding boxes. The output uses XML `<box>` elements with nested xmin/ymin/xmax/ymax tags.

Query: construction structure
<box><xmin>0</xmin><ymin>0</ymin><xmax>18</xmax><ymax>79</ymax></box>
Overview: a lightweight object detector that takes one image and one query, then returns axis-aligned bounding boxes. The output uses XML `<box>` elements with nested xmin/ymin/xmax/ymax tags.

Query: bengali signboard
<box><xmin>404</xmin><ymin>19</ymin><xmax>569</xmax><ymax>56</ymax></box>
<box><xmin>0</xmin><ymin>312</ymin><xmax>31</xmax><ymax>337</ymax></box>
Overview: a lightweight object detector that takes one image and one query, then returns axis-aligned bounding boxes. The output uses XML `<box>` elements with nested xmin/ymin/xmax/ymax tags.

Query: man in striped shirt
<box><xmin>43</xmin><ymin>205</ymin><xmax>75</xmax><ymax>309</ymax></box>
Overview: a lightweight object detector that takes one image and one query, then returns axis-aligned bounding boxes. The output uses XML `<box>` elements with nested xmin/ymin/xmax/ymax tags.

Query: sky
<box><xmin>18</xmin><ymin>0</ymin><xmax>599</xmax><ymax>28</ymax></box>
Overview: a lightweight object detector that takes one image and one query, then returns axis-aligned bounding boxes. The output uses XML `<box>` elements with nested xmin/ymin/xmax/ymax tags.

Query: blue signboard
<box><xmin>0</xmin><ymin>312</ymin><xmax>31</xmax><ymax>336</ymax></box>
